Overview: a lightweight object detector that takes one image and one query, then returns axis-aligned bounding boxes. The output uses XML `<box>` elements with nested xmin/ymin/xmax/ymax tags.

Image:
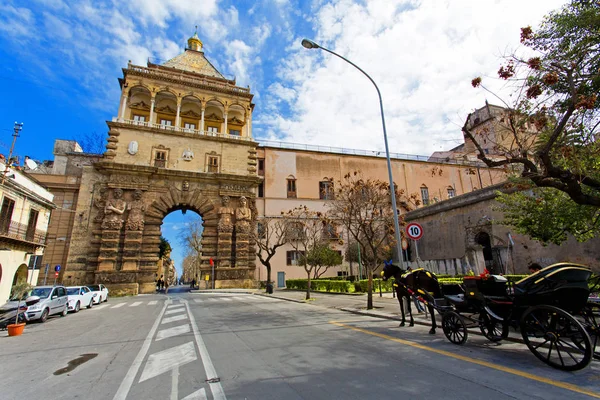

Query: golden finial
<box><xmin>188</xmin><ymin>26</ymin><xmax>203</xmax><ymax>51</ymax></box>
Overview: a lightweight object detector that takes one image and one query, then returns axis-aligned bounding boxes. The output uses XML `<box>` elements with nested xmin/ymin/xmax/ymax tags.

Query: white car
<box><xmin>87</xmin><ymin>284</ymin><xmax>109</xmax><ymax>304</ymax></box>
<box><xmin>66</xmin><ymin>286</ymin><xmax>96</xmax><ymax>312</ymax></box>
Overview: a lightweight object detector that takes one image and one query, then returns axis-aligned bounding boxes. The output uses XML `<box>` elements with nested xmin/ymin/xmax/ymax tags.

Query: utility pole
<box><xmin>2</xmin><ymin>122</ymin><xmax>23</xmax><ymax>185</ymax></box>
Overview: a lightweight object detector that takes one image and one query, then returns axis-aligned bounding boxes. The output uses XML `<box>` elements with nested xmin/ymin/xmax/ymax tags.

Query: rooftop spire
<box><xmin>187</xmin><ymin>26</ymin><xmax>203</xmax><ymax>52</ymax></box>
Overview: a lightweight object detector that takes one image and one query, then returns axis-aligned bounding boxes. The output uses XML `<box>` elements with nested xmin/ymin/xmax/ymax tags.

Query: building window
<box><xmin>160</xmin><ymin>119</ymin><xmax>173</xmax><ymax>127</ymax></box>
<box><xmin>257</xmin><ymin>222</ymin><xmax>265</xmax><ymax>239</ymax></box>
<box><xmin>208</xmin><ymin>156</ymin><xmax>219</xmax><ymax>173</ymax></box>
<box><xmin>154</xmin><ymin>150</ymin><xmax>167</xmax><ymax>168</ymax></box>
<box><xmin>26</xmin><ymin>209</ymin><xmax>39</xmax><ymax>241</ymax></box>
<box><xmin>258</xmin><ymin>159</ymin><xmax>264</xmax><ymax>176</ymax></box>
<box><xmin>286</xmin><ymin>222</ymin><xmax>305</xmax><ymax>241</ymax></box>
<box><xmin>184</xmin><ymin>122</ymin><xmax>196</xmax><ymax>130</ymax></box>
<box><xmin>229</xmin><ymin>129</ymin><xmax>241</xmax><ymax>136</ymax></box>
<box><xmin>420</xmin><ymin>185</ymin><xmax>429</xmax><ymax>206</ymax></box>
<box><xmin>207</xmin><ymin>126</ymin><xmax>219</xmax><ymax>133</ymax></box>
<box><xmin>324</xmin><ymin>223</ymin><xmax>338</xmax><ymax>239</ymax></box>
<box><xmin>447</xmin><ymin>187</ymin><xmax>456</xmax><ymax>198</ymax></box>
<box><xmin>258</xmin><ymin>182</ymin><xmax>264</xmax><ymax>198</ymax></box>
<box><xmin>337</xmin><ymin>270</ymin><xmax>348</xmax><ymax>277</ymax></box>
<box><xmin>287</xmin><ymin>178</ymin><xmax>297</xmax><ymax>198</ymax></box>
<box><xmin>286</xmin><ymin>250</ymin><xmax>304</xmax><ymax>266</ymax></box>
<box><xmin>133</xmin><ymin>115</ymin><xmax>146</xmax><ymax>123</ymax></box>
<box><xmin>319</xmin><ymin>181</ymin><xmax>334</xmax><ymax>200</ymax></box>
<box><xmin>0</xmin><ymin>197</ymin><xmax>15</xmax><ymax>233</ymax></box>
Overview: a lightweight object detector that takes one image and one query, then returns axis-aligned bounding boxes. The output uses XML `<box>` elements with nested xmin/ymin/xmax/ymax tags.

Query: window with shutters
<box><xmin>0</xmin><ymin>197</ymin><xmax>15</xmax><ymax>233</ymax></box>
<box><xmin>208</xmin><ymin>156</ymin><xmax>219</xmax><ymax>173</ymax></box>
<box><xmin>287</xmin><ymin>178</ymin><xmax>297</xmax><ymax>198</ymax></box>
<box><xmin>319</xmin><ymin>181</ymin><xmax>334</xmax><ymax>200</ymax></box>
<box><xmin>154</xmin><ymin>150</ymin><xmax>167</xmax><ymax>168</ymax></box>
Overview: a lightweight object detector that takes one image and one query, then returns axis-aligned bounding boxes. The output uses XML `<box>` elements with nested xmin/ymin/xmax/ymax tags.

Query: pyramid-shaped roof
<box><xmin>162</xmin><ymin>49</ymin><xmax>225</xmax><ymax>79</ymax></box>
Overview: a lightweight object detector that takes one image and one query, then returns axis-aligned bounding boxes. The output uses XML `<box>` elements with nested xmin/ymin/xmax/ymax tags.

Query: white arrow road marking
<box><xmin>185</xmin><ymin>301</ymin><xmax>227</xmax><ymax>400</ymax></box>
<box><xmin>193</xmin><ymin>299</ymin><xmax>203</xmax><ymax>303</ymax></box>
<box><xmin>130</xmin><ymin>301</ymin><xmax>143</xmax><ymax>307</ymax></box>
<box><xmin>181</xmin><ymin>388</ymin><xmax>207</xmax><ymax>400</ymax></box>
<box><xmin>165</xmin><ymin>308</ymin><xmax>186</xmax><ymax>315</ymax></box>
<box><xmin>112</xmin><ymin>300</ymin><xmax>169</xmax><ymax>400</ymax></box>
<box><xmin>148</xmin><ymin>300</ymin><xmax>158</xmax><ymax>305</ymax></box>
<box><xmin>138</xmin><ymin>342</ymin><xmax>197</xmax><ymax>383</ymax></box>
<box><xmin>111</xmin><ymin>303</ymin><xmax>125</xmax><ymax>309</ymax></box>
<box><xmin>156</xmin><ymin>324</ymin><xmax>191</xmax><ymax>341</ymax></box>
<box><xmin>162</xmin><ymin>314</ymin><xmax>187</xmax><ymax>324</ymax></box>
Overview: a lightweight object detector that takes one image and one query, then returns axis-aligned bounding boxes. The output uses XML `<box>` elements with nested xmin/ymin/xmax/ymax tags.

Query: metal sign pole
<box><xmin>43</xmin><ymin>264</ymin><xmax>49</xmax><ymax>285</ymax></box>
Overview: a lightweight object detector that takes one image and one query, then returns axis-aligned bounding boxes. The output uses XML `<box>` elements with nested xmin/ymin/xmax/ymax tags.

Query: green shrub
<box><xmin>285</xmin><ymin>279</ymin><xmax>352</xmax><ymax>293</ymax></box>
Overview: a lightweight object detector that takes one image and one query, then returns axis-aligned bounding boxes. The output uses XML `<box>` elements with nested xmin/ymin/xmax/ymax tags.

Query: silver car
<box><xmin>25</xmin><ymin>286</ymin><xmax>68</xmax><ymax>322</ymax></box>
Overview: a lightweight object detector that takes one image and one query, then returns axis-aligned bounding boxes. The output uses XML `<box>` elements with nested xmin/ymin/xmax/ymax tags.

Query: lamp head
<box><xmin>301</xmin><ymin>39</ymin><xmax>320</xmax><ymax>49</ymax></box>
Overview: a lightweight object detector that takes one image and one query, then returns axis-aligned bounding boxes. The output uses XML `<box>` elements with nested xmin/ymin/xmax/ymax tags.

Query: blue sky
<box><xmin>0</xmin><ymin>0</ymin><xmax>567</xmax><ymax>274</ymax></box>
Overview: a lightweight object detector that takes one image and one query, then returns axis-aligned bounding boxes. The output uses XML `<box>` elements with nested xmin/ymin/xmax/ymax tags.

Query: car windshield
<box><xmin>67</xmin><ymin>288</ymin><xmax>80</xmax><ymax>295</ymax></box>
<box><xmin>30</xmin><ymin>288</ymin><xmax>52</xmax><ymax>298</ymax></box>
<box><xmin>88</xmin><ymin>285</ymin><xmax>100</xmax><ymax>291</ymax></box>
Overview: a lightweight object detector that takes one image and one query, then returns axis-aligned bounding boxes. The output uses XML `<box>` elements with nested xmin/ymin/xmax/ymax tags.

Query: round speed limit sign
<box><xmin>406</xmin><ymin>222</ymin><xmax>423</xmax><ymax>240</ymax></box>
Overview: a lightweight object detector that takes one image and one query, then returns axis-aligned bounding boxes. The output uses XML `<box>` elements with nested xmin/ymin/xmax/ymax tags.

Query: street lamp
<box><xmin>301</xmin><ymin>38</ymin><xmax>404</xmax><ymax>268</ymax></box>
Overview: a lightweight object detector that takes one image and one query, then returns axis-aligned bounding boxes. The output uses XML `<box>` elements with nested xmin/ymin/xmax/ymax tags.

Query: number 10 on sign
<box><xmin>405</xmin><ymin>222</ymin><xmax>423</xmax><ymax>262</ymax></box>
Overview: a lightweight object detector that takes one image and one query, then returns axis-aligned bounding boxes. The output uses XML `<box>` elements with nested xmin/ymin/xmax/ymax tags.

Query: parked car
<box><xmin>66</xmin><ymin>286</ymin><xmax>96</xmax><ymax>312</ymax></box>
<box><xmin>87</xmin><ymin>284</ymin><xmax>109</xmax><ymax>304</ymax></box>
<box><xmin>25</xmin><ymin>286</ymin><xmax>68</xmax><ymax>322</ymax></box>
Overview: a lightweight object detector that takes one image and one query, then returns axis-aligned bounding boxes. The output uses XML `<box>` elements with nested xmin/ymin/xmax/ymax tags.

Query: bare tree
<box><xmin>283</xmin><ymin>205</ymin><xmax>327</xmax><ymax>300</ymax></box>
<box><xmin>178</xmin><ymin>218</ymin><xmax>203</xmax><ymax>284</ymax></box>
<box><xmin>326</xmin><ymin>172</ymin><xmax>418</xmax><ymax>309</ymax></box>
<box><xmin>252</xmin><ymin>216</ymin><xmax>290</xmax><ymax>291</ymax></box>
<box><xmin>76</xmin><ymin>131</ymin><xmax>106</xmax><ymax>154</ymax></box>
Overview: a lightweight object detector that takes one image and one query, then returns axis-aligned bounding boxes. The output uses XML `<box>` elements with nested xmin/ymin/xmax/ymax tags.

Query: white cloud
<box><xmin>266</xmin><ymin>0</ymin><xmax>566</xmax><ymax>155</ymax></box>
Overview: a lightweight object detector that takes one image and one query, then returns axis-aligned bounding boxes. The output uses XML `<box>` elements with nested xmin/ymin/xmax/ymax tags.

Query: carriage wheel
<box><xmin>442</xmin><ymin>311</ymin><xmax>468</xmax><ymax>345</ymax></box>
<box><xmin>478</xmin><ymin>312</ymin><xmax>508</xmax><ymax>342</ymax></box>
<box><xmin>579</xmin><ymin>302</ymin><xmax>600</xmax><ymax>360</ymax></box>
<box><xmin>520</xmin><ymin>305</ymin><xmax>592</xmax><ymax>371</ymax></box>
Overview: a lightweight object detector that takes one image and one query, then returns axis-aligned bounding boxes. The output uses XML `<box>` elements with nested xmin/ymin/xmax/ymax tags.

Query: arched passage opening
<box><xmin>160</xmin><ymin>208</ymin><xmax>203</xmax><ymax>289</ymax></box>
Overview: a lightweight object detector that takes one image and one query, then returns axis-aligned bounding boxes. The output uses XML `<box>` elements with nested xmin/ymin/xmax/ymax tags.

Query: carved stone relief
<box><xmin>125</xmin><ymin>189</ymin><xmax>146</xmax><ymax>231</ymax></box>
<box><xmin>101</xmin><ymin>188</ymin><xmax>127</xmax><ymax>230</ymax></box>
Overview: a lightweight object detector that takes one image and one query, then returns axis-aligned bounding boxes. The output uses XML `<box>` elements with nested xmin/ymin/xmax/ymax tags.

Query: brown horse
<box><xmin>381</xmin><ymin>261</ymin><xmax>441</xmax><ymax>334</ymax></box>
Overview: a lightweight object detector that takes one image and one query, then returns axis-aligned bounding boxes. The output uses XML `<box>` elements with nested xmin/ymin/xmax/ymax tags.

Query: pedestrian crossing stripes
<box><xmin>162</xmin><ymin>314</ymin><xmax>187</xmax><ymax>325</ymax></box>
<box><xmin>129</xmin><ymin>301</ymin><xmax>142</xmax><ymax>307</ymax></box>
<box><xmin>155</xmin><ymin>324</ymin><xmax>191</xmax><ymax>341</ymax></box>
<box><xmin>98</xmin><ymin>295</ymin><xmax>273</xmax><ymax>310</ymax></box>
<box><xmin>148</xmin><ymin>300</ymin><xmax>158</xmax><ymax>305</ymax></box>
<box><xmin>111</xmin><ymin>303</ymin><xmax>125</xmax><ymax>309</ymax></box>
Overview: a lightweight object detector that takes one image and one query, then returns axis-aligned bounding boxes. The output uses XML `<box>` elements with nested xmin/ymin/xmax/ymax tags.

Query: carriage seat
<box><xmin>444</xmin><ymin>294</ymin><xmax>465</xmax><ymax>305</ymax></box>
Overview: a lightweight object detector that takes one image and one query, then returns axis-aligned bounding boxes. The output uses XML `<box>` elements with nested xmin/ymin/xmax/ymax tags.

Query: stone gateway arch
<box><xmin>62</xmin><ymin>33</ymin><xmax>261</xmax><ymax>295</ymax></box>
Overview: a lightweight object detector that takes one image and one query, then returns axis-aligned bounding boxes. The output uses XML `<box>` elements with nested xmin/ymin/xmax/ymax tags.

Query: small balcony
<box><xmin>0</xmin><ymin>220</ymin><xmax>47</xmax><ymax>246</ymax></box>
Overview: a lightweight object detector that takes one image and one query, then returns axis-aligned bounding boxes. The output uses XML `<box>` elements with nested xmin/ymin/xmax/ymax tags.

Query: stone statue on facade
<box><xmin>217</xmin><ymin>195</ymin><xmax>234</xmax><ymax>233</ymax></box>
<box><xmin>102</xmin><ymin>188</ymin><xmax>127</xmax><ymax>230</ymax></box>
<box><xmin>126</xmin><ymin>189</ymin><xmax>146</xmax><ymax>231</ymax></box>
<box><xmin>235</xmin><ymin>196</ymin><xmax>252</xmax><ymax>233</ymax></box>
<box><xmin>93</xmin><ymin>187</ymin><xmax>108</xmax><ymax>223</ymax></box>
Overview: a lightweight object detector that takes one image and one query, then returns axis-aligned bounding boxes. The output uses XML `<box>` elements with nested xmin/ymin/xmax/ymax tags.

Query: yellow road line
<box><xmin>330</xmin><ymin>321</ymin><xmax>600</xmax><ymax>399</ymax></box>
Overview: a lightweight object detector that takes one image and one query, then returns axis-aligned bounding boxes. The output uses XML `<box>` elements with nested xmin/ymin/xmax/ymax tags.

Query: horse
<box><xmin>381</xmin><ymin>261</ymin><xmax>441</xmax><ymax>334</ymax></box>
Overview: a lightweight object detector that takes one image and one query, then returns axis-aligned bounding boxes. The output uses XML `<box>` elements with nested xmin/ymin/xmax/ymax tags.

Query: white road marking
<box><xmin>156</xmin><ymin>324</ymin><xmax>191</xmax><ymax>341</ymax></box>
<box><xmin>138</xmin><ymin>341</ymin><xmax>197</xmax><ymax>383</ymax></box>
<box><xmin>92</xmin><ymin>305</ymin><xmax>107</xmax><ymax>310</ymax></box>
<box><xmin>193</xmin><ymin>299</ymin><xmax>203</xmax><ymax>303</ymax></box>
<box><xmin>112</xmin><ymin>300</ymin><xmax>169</xmax><ymax>400</ymax></box>
<box><xmin>207</xmin><ymin>298</ymin><xmax>218</xmax><ymax>302</ymax></box>
<box><xmin>165</xmin><ymin>308</ymin><xmax>186</xmax><ymax>315</ymax></box>
<box><xmin>220</xmin><ymin>298</ymin><xmax>232</xmax><ymax>302</ymax></box>
<box><xmin>129</xmin><ymin>301</ymin><xmax>142</xmax><ymax>307</ymax></box>
<box><xmin>148</xmin><ymin>300</ymin><xmax>158</xmax><ymax>305</ymax></box>
<box><xmin>171</xmin><ymin>365</ymin><xmax>179</xmax><ymax>400</ymax></box>
<box><xmin>161</xmin><ymin>314</ymin><xmax>187</xmax><ymax>324</ymax></box>
<box><xmin>185</xmin><ymin>301</ymin><xmax>227</xmax><ymax>400</ymax></box>
<box><xmin>168</xmin><ymin>304</ymin><xmax>185</xmax><ymax>310</ymax></box>
<box><xmin>181</xmin><ymin>388</ymin><xmax>207</xmax><ymax>400</ymax></box>
<box><xmin>111</xmin><ymin>303</ymin><xmax>125</xmax><ymax>309</ymax></box>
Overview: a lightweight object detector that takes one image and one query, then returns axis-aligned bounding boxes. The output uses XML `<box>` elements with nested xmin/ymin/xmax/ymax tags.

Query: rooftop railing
<box><xmin>256</xmin><ymin>140</ymin><xmax>488</xmax><ymax>167</ymax></box>
<box><xmin>127</xmin><ymin>64</ymin><xmax>251</xmax><ymax>96</ymax></box>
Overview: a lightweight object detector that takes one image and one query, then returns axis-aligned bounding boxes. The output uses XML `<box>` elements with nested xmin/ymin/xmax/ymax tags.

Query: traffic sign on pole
<box><xmin>54</xmin><ymin>265</ymin><xmax>61</xmax><ymax>272</ymax></box>
<box><xmin>54</xmin><ymin>271</ymin><xmax>59</xmax><ymax>278</ymax></box>
<box><xmin>406</xmin><ymin>222</ymin><xmax>423</xmax><ymax>240</ymax></box>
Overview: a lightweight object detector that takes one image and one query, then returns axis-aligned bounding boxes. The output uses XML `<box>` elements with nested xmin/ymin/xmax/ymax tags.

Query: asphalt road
<box><xmin>1</xmin><ymin>286</ymin><xmax>599</xmax><ymax>400</ymax></box>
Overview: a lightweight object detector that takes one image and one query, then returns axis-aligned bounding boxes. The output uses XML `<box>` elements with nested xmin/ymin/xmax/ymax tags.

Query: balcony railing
<box><xmin>0</xmin><ymin>220</ymin><xmax>47</xmax><ymax>245</ymax></box>
<box><xmin>127</xmin><ymin>64</ymin><xmax>251</xmax><ymax>96</ymax></box>
<box><xmin>114</xmin><ymin>119</ymin><xmax>254</xmax><ymax>142</ymax></box>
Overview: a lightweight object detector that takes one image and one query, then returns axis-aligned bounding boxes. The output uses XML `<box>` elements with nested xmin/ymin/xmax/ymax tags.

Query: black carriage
<box><xmin>440</xmin><ymin>263</ymin><xmax>594</xmax><ymax>371</ymax></box>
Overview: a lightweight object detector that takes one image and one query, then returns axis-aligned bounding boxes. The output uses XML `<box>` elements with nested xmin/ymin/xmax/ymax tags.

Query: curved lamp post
<box><xmin>301</xmin><ymin>38</ymin><xmax>404</xmax><ymax>268</ymax></box>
